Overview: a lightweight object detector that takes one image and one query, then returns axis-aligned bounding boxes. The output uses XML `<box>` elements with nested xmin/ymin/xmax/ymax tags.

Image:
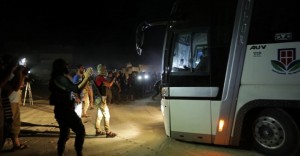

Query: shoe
<box><xmin>95</xmin><ymin>131</ymin><xmax>106</xmax><ymax>136</ymax></box>
<box><xmin>12</xmin><ymin>144</ymin><xmax>28</xmax><ymax>150</ymax></box>
<box><xmin>106</xmin><ymin>131</ymin><xmax>117</xmax><ymax>138</ymax></box>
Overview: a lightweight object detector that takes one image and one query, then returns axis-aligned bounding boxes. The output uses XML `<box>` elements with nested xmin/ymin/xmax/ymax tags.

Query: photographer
<box><xmin>49</xmin><ymin>58</ymin><xmax>93</xmax><ymax>156</ymax></box>
<box><xmin>0</xmin><ymin>54</ymin><xmax>19</xmax><ymax>150</ymax></box>
<box><xmin>1</xmin><ymin>54</ymin><xmax>29</xmax><ymax>150</ymax></box>
<box><xmin>94</xmin><ymin>64</ymin><xmax>117</xmax><ymax>138</ymax></box>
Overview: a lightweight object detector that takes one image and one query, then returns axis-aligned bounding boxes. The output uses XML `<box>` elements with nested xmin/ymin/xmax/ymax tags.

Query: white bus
<box><xmin>136</xmin><ymin>0</ymin><xmax>300</xmax><ymax>155</ymax></box>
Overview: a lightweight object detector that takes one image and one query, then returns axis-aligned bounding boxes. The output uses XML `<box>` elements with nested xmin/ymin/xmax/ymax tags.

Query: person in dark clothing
<box><xmin>48</xmin><ymin>58</ymin><xmax>93</xmax><ymax>156</ymax></box>
<box><xmin>152</xmin><ymin>80</ymin><xmax>161</xmax><ymax>100</ymax></box>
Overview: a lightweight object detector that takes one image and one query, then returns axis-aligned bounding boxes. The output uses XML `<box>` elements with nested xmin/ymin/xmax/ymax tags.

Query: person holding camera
<box><xmin>48</xmin><ymin>58</ymin><xmax>93</xmax><ymax>156</ymax></box>
<box><xmin>0</xmin><ymin>54</ymin><xmax>19</xmax><ymax>150</ymax></box>
<box><xmin>1</xmin><ymin>54</ymin><xmax>29</xmax><ymax>151</ymax></box>
<box><xmin>72</xmin><ymin>64</ymin><xmax>91</xmax><ymax>118</ymax></box>
<box><xmin>94</xmin><ymin>64</ymin><xmax>117</xmax><ymax>138</ymax></box>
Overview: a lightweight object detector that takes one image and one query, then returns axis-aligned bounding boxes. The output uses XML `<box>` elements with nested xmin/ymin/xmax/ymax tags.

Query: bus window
<box><xmin>171</xmin><ymin>31</ymin><xmax>208</xmax><ymax>74</ymax></box>
<box><xmin>172</xmin><ymin>33</ymin><xmax>191</xmax><ymax>71</ymax></box>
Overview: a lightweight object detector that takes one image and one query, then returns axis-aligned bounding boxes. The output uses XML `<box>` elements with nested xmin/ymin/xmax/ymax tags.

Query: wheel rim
<box><xmin>254</xmin><ymin>116</ymin><xmax>285</xmax><ymax>149</ymax></box>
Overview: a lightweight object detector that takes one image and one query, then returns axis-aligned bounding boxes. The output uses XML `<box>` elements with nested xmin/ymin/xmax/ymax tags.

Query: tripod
<box><xmin>23</xmin><ymin>82</ymin><xmax>33</xmax><ymax>106</ymax></box>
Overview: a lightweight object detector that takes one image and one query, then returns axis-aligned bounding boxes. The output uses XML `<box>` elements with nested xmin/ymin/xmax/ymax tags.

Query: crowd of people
<box><xmin>51</xmin><ymin>60</ymin><xmax>161</xmax><ymax>156</ymax></box>
<box><xmin>0</xmin><ymin>54</ymin><xmax>161</xmax><ymax>156</ymax></box>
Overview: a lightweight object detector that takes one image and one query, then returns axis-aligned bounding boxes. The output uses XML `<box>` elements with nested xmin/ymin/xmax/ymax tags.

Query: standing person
<box><xmin>48</xmin><ymin>58</ymin><xmax>92</xmax><ymax>156</ymax></box>
<box><xmin>127</xmin><ymin>71</ymin><xmax>137</xmax><ymax>101</ymax></box>
<box><xmin>0</xmin><ymin>54</ymin><xmax>19</xmax><ymax>150</ymax></box>
<box><xmin>5</xmin><ymin>64</ymin><xmax>29</xmax><ymax>150</ymax></box>
<box><xmin>119</xmin><ymin>68</ymin><xmax>128</xmax><ymax>101</ymax></box>
<box><xmin>105</xmin><ymin>71</ymin><xmax>114</xmax><ymax>105</ymax></box>
<box><xmin>94</xmin><ymin>64</ymin><xmax>117</xmax><ymax>138</ymax></box>
<box><xmin>1</xmin><ymin>55</ymin><xmax>29</xmax><ymax>151</ymax></box>
<box><xmin>112</xmin><ymin>71</ymin><xmax>121</xmax><ymax>104</ymax></box>
<box><xmin>72</xmin><ymin>64</ymin><xmax>90</xmax><ymax>118</ymax></box>
<box><xmin>152</xmin><ymin>80</ymin><xmax>162</xmax><ymax>100</ymax></box>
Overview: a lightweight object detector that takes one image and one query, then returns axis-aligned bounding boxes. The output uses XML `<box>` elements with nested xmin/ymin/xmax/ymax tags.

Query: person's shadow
<box><xmin>20</xmin><ymin>122</ymin><xmax>60</xmax><ymax>137</ymax></box>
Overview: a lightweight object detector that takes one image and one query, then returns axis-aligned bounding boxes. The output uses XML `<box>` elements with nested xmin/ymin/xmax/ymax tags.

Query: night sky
<box><xmin>1</xmin><ymin>0</ymin><xmax>174</xmax><ymax>69</ymax></box>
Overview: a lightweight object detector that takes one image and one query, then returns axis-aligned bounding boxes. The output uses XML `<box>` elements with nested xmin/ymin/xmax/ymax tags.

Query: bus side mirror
<box><xmin>135</xmin><ymin>20</ymin><xmax>169</xmax><ymax>55</ymax></box>
<box><xmin>136</xmin><ymin>23</ymin><xmax>146</xmax><ymax>55</ymax></box>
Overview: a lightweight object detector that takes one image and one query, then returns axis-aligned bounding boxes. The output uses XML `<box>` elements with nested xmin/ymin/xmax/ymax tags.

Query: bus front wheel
<box><xmin>252</xmin><ymin>108</ymin><xmax>300</xmax><ymax>156</ymax></box>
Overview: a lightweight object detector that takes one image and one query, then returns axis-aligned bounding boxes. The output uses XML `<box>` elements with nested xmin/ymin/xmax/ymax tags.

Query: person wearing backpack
<box><xmin>94</xmin><ymin>64</ymin><xmax>117</xmax><ymax>138</ymax></box>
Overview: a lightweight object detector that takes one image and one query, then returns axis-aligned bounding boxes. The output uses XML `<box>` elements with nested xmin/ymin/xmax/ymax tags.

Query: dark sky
<box><xmin>1</xmin><ymin>0</ymin><xmax>174</xmax><ymax>69</ymax></box>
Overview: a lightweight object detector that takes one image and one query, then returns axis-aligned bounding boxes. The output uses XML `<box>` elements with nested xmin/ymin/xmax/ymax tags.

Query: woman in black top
<box><xmin>49</xmin><ymin>58</ymin><xmax>92</xmax><ymax>156</ymax></box>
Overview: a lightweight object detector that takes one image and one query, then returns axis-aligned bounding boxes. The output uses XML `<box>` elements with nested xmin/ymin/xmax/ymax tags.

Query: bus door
<box><xmin>162</xmin><ymin>29</ymin><xmax>222</xmax><ymax>143</ymax></box>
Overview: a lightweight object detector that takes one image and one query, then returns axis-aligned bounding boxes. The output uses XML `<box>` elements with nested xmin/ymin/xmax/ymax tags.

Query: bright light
<box><xmin>218</xmin><ymin>119</ymin><xmax>225</xmax><ymax>132</ymax></box>
<box><xmin>144</xmin><ymin>74</ymin><xmax>149</xmax><ymax>79</ymax></box>
<box><xmin>19</xmin><ymin>58</ymin><xmax>26</xmax><ymax>66</ymax></box>
<box><xmin>137</xmin><ymin>75</ymin><xmax>142</xmax><ymax>80</ymax></box>
<box><xmin>21</xmin><ymin>58</ymin><xmax>26</xmax><ymax>64</ymax></box>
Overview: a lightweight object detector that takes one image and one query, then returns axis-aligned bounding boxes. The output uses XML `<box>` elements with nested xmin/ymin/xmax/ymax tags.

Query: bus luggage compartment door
<box><xmin>169</xmin><ymin>99</ymin><xmax>212</xmax><ymax>143</ymax></box>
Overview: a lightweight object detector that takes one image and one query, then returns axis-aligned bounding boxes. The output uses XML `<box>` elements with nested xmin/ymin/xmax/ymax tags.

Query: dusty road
<box><xmin>1</xmin><ymin>95</ymin><xmax>264</xmax><ymax>156</ymax></box>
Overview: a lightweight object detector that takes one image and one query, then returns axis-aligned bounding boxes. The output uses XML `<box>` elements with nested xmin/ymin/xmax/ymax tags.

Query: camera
<box><xmin>23</xmin><ymin>66</ymin><xmax>30</xmax><ymax>75</ymax></box>
<box><xmin>14</xmin><ymin>65</ymin><xmax>30</xmax><ymax>75</ymax></box>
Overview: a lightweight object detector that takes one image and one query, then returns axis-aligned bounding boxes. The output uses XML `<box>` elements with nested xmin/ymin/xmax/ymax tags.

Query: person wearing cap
<box><xmin>94</xmin><ymin>64</ymin><xmax>117</xmax><ymax>138</ymax></box>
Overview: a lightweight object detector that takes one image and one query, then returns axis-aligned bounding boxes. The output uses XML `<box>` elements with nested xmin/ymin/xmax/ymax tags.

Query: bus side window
<box><xmin>171</xmin><ymin>33</ymin><xmax>192</xmax><ymax>72</ymax></box>
<box><xmin>171</xmin><ymin>31</ymin><xmax>209</xmax><ymax>73</ymax></box>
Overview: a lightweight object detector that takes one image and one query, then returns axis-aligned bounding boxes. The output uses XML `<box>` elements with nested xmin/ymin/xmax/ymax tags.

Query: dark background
<box><xmin>1</xmin><ymin>0</ymin><xmax>175</xmax><ymax>69</ymax></box>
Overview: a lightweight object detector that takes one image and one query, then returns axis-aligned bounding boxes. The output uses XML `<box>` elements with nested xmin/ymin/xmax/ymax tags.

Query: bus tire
<box><xmin>252</xmin><ymin>108</ymin><xmax>300</xmax><ymax>156</ymax></box>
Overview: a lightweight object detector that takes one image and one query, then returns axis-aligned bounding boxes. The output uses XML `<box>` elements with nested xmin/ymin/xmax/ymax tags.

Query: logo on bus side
<box><xmin>250</xmin><ymin>45</ymin><xmax>265</xmax><ymax>57</ymax></box>
<box><xmin>271</xmin><ymin>48</ymin><xmax>300</xmax><ymax>74</ymax></box>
